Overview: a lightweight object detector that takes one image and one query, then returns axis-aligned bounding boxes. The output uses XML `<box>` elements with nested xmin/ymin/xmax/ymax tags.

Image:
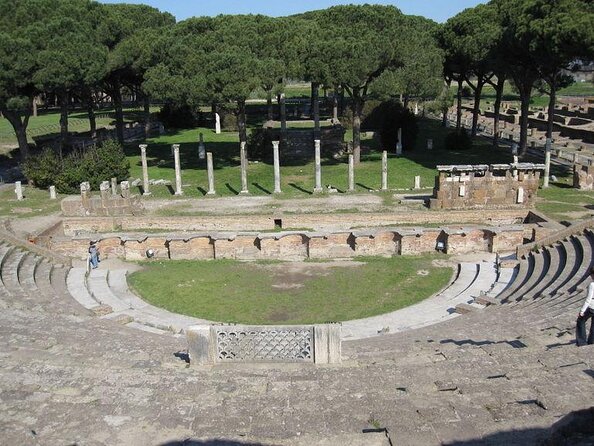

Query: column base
<box><xmin>239</xmin><ymin>190</ymin><xmax>250</xmax><ymax>195</ymax></box>
<box><xmin>174</xmin><ymin>192</ymin><xmax>184</xmax><ymax>196</ymax></box>
<box><xmin>143</xmin><ymin>192</ymin><xmax>152</xmax><ymax>197</ymax></box>
<box><xmin>313</xmin><ymin>187</ymin><xmax>324</xmax><ymax>194</ymax></box>
<box><xmin>206</xmin><ymin>190</ymin><xmax>216</xmax><ymax>196</ymax></box>
<box><xmin>274</xmin><ymin>189</ymin><xmax>282</xmax><ymax>194</ymax></box>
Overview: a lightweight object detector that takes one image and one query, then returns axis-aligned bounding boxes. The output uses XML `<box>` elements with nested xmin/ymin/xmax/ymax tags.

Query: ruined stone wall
<box><xmin>430</xmin><ymin>166</ymin><xmax>542</xmax><ymax>210</ymax></box>
<box><xmin>48</xmin><ymin>225</ymin><xmax>527</xmax><ymax>261</ymax></box>
<box><xmin>61</xmin><ymin>195</ymin><xmax>143</xmax><ymax>217</ymax></box>
<box><xmin>61</xmin><ymin>209</ymin><xmax>530</xmax><ymax>236</ymax></box>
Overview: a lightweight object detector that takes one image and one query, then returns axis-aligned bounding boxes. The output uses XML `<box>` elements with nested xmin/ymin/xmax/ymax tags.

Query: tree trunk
<box><xmin>332</xmin><ymin>91</ymin><xmax>339</xmax><ymax>122</ymax></box>
<box><xmin>352</xmin><ymin>93</ymin><xmax>363</xmax><ymax>165</ymax></box>
<box><xmin>60</xmin><ymin>91</ymin><xmax>69</xmax><ymax>146</ymax></box>
<box><xmin>546</xmin><ymin>80</ymin><xmax>556</xmax><ymax>141</ymax></box>
<box><xmin>471</xmin><ymin>81</ymin><xmax>484</xmax><ymax>137</ymax></box>
<box><xmin>33</xmin><ymin>97</ymin><xmax>38</xmax><ymax>117</ymax></box>
<box><xmin>456</xmin><ymin>78</ymin><xmax>463</xmax><ymax>130</ymax></box>
<box><xmin>403</xmin><ymin>94</ymin><xmax>409</xmax><ymax>109</ymax></box>
<box><xmin>519</xmin><ymin>87</ymin><xmax>532</xmax><ymax>157</ymax></box>
<box><xmin>237</xmin><ymin>99</ymin><xmax>247</xmax><ymax>144</ymax></box>
<box><xmin>266</xmin><ymin>90</ymin><xmax>273</xmax><ymax>121</ymax></box>
<box><xmin>338</xmin><ymin>86</ymin><xmax>345</xmax><ymax>117</ymax></box>
<box><xmin>492</xmin><ymin>76</ymin><xmax>505</xmax><ymax>148</ymax></box>
<box><xmin>112</xmin><ymin>82</ymin><xmax>125</xmax><ymax>144</ymax></box>
<box><xmin>1</xmin><ymin>106</ymin><xmax>31</xmax><ymax>161</ymax></box>
<box><xmin>312</xmin><ymin>82</ymin><xmax>320</xmax><ymax>136</ymax></box>
<box><xmin>143</xmin><ymin>95</ymin><xmax>151</xmax><ymax>138</ymax></box>
<box><xmin>85</xmin><ymin>91</ymin><xmax>97</xmax><ymax>139</ymax></box>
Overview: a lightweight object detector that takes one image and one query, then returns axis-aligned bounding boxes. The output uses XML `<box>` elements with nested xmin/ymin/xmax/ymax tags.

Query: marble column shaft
<box><xmin>240</xmin><ymin>141</ymin><xmax>249</xmax><ymax>194</ymax></box>
<box><xmin>140</xmin><ymin>144</ymin><xmax>151</xmax><ymax>196</ymax></box>
<box><xmin>273</xmin><ymin>141</ymin><xmax>281</xmax><ymax>194</ymax></box>
<box><xmin>173</xmin><ymin>144</ymin><xmax>183</xmax><ymax>195</ymax></box>
<box><xmin>314</xmin><ymin>139</ymin><xmax>322</xmax><ymax>193</ymax></box>
<box><xmin>348</xmin><ymin>154</ymin><xmax>355</xmax><ymax>192</ymax></box>
<box><xmin>381</xmin><ymin>151</ymin><xmax>388</xmax><ymax>191</ymax></box>
<box><xmin>206</xmin><ymin>152</ymin><xmax>216</xmax><ymax>195</ymax></box>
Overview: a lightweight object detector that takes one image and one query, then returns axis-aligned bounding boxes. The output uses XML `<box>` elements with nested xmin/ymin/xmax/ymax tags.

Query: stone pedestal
<box><xmin>272</xmin><ymin>141</ymin><xmax>281</xmax><ymax>194</ymax></box>
<box><xmin>173</xmin><ymin>144</ymin><xmax>183</xmax><ymax>195</ymax></box>
<box><xmin>49</xmin><ymin>185</ymin><xmax>57</xmax><ymax>200</ymax></box>
<box><xmin>140</xmin><ymin>144</ymin><xmax>151</xmax><ymax>196</ymax></box>
<box><xmin>120</xmin><ymin>181</ymin><xmax>130</xmax><ymax>199</ymax></box>
<box><xmin>206</xmin><ymin>152</ymin><xmax>216</xmax><ymax>195</ymax></box>
<box><xmin>348</xmin><ymin>154</ymin><xmax>355</xmax><ymax>192</ymax></box>
<box><xmin>314</xmin><ymin>139</ymin><xmax>323</xmax><ymax>193</ymax></box>
<box><xmin>381</xmin><ymin>151</ymin><xmax>388</xmax><ymax>191</ymax></box>
<box><xmin>414</xmin><ymin>175</ymin><xmax>421</xmax><ymax>190</ymax></box>
<box><xmin>80</xmin><ymin>182</ymin><xmax>91</xmax><ymax>208</ymax></box>
<box><xmin>100</xmin><ymin>181</ymin><xmax>110</xmax><ymax>206</ymax></box>
<box><xmin>15</xmin><ymin>181</ymin><xmax>23</xmax><ymax>201</ymax></box>
<box><xmin>215</xmin><ymin>113</ymin><xmax>221</xmax><ymax>134</ymax></box>
<box><xmin>240</xmin><ymin>141</ymin><xmax>249</xmax><ymax>195</ymax></box>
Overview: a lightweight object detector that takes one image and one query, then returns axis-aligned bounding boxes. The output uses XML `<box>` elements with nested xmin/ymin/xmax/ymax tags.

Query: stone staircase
<box><xmin>456</xmin><ymin>229</ymin><xmax>594</xmax><ymax>328</ymax></box>
<box><xmin>66</xmin><ymin>266</ymin><xmax>210</xmax><ymax>335</ymax></box>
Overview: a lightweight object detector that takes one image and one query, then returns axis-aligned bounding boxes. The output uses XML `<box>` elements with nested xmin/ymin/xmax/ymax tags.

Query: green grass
<box><xmin>127</xmin><ymin>255</ymin><xmax>452</xmax><ymax>325</ymax></box>
<box><xmin>126</xmin><ymin>118</ymin><xmax>516</xmax><ymax>203</ymax></box>
<box><xmin>0</xmin><ymin>186</ymin><xmax>62</xmax><ymax>218</ymax></box>
<box><xmin>536</xmin><ymin>183</ymin><xmax>594</xmax><ymax>221</ymax></box>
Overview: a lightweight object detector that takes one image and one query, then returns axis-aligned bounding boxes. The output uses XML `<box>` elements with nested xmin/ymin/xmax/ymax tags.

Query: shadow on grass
<box><xmin>252</xmin><ymin>183</ymin><xmax>271</xmax><ymax>195</ymax></box>
<box><xmin>288</xmin><ymin>183</ymin><xmax>313</xmax><ymax>195</ymax></box>
<box><xmin>225</xmin><ymin>183</ymin><xmax>239</xmax><ymax>195</ymax></box>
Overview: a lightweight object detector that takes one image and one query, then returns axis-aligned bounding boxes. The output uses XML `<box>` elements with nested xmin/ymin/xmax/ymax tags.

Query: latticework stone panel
<box><xmin>215</xmin><ymin>326</ymin><xmax>314</xmax><ymax>363</ymax></box>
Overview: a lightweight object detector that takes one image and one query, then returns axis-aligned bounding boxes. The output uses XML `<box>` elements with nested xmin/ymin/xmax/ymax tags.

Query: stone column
<box><xmin>543</xmin><ymin>138</ymin><xmax>552</xmax><ymax>188</ymax></box>
<box><xmin>14</xmin><ymin>181</ymin><xmax>23</xmax><ymax>201</ymax></box>
<box><xmin>80</xmin><ymin>182</ymin><xmax>91</xmax><ymax>208</ymax></box>
<box><xmin>100</xmin><ymin>181</ymin><xmax>110</xmax><ymax>207</ymax></box>
<box><xmin>348</xmin><ymin>154</ymin><xmax>355</xmax><ymax>192</ymax></box>
<box><xmin>140</xmin><ymin>144</ymin><xmax>151</xmax><ymax>196</ymax></box>
<box><xmin>414</xmin><ymin>176</ymin><xmax>421</xmax><ymax>190</ymax></box>
<box><xmin>381</xmin><ymin>151</ymin><xmax>388</xmax><ymax>191</ymax></box>
<box><xmin>120</xmin><ymin>181</ymin><xmax>130</xmax><ymax>199</ymax></box>
<box><xmin>173</xmin><ymin>144</ymin><xmax>183</xmax><ymax>195</ymax></box>
<box><xmin>240</xmin><ymin>141</ymin><xmax>249</xmax><ymax>195</ymax></box>
<box><xmin>215</xmin><ymin>113</ymin><xmax>221</xmax><ymax>134</ymax></box>
<box><xmin>272</xmin><ymin>141</ymin><xmax>281</xmax><ymax>194</ymax></box>
<box><xmin>427</xmin><ymin>139</ymin><xmax>433</xmax><ymax>151</ymax></box>
<box><xmin>314</xmin><ymin>139</ymin><xmax>323</xmax><ymax>193</ymax></box>
<box><xmin>206</xmin><ymin>152</ymin><xmax>216</xmax><ymax>195</ymax></box>
<box><xmin>110</xmin><ymin>177</ymin><xmax>117</xmax><ymax>196</ymax></box>
<box><xmin>396</xmin><ymin>129</ymin><xmax>403</xmax><ymax>156</ymax></box>
<box><xmin>49</xmin><ymin>185</ymin><xmax>57</xmax><ymax>200</ymax></box>
<box><xmin>513</xmin><ymin>155</ymin><xmax>519</xmax><ymax>180</ymax></box>
<box><xmin>198</xmin><ymin>133</ymin><xmax>206</xmax><ymax>160</ymax></box>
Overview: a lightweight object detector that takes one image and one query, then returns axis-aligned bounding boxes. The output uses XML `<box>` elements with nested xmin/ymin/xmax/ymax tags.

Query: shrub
<box><xmin>377</xmin><ymin>100</ymin><xmax>419</xmax><ymax>152</ymax></box>
<box><xmin>444</xmin><ymin>129</ymin><xmax>472</xmax><ymax>151</ymax></box>
<box><xmin>157</xmin><ymin>103</ymin><xmax>198</xmax><ymax>129</ymax></box>
<box><xmin>22</xmin><ymin>148</ymin><xmax>62</xmax><ymax>189</ymax></box>
<box><xmin>247</xmin><ymin>128</ymin><xmax>273</xmax><ymax>161</ymax></box>
<box><xmin>22</xmin><ymin>140</ymin><xmax>130</xmax><ymax>194</ymax></box>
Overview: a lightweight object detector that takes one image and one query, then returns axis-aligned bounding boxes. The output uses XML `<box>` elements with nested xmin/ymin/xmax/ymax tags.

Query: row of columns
<box><xmin>139</xmin><ymin>142</ymin><xmax>424</xmax><ymax>196</ymax></box>
<box><xmin>13</xmin><ymin>181</ymin><xmax>57</xmax><ymax>201</ymax></box>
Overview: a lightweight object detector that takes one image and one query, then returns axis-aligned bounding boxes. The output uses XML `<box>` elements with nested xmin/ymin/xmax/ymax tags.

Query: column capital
<box><xmin>172</xmin><ymin>144</ymin><xmax>180</xmax><ymax>151</ymax></box>
<box><xmin>139</xmin><ymin>144</ymin><xmax>147</xmax><ymax>151</ymax></box>
<box><xmin>272</xmin><ymin>140</ymin><xmax>280</xmax><ymax>149</ymax></box>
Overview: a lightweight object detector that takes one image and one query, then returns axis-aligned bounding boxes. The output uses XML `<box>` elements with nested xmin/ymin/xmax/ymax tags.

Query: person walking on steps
<box><xmin>88</xmin><ymin>241</ymin><xmax>100</xmax><ymax>270</ymax></box>
<box><xmin>576</xmin><ymin>267</ymin><xmax>594</xmax><ymax>346</ymax></box>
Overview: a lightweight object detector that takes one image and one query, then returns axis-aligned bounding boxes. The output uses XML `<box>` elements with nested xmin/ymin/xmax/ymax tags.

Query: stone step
<box><xmin>522</xmin><ymin>244</ymin><xmax>564</xmax><ymax>303</ymax></box>
<box><xmin>497</xmin><ymin>254</ymin><xmax>534</xmax><ymax>303</ymax></box>
<box><xmin>439</xmin><ymin>263</ymin><xmax>478</xmax><ymax>301</ymax></box>
<box><xmin>555</xmin><ymin>236</ymin><xmax>585</xmax><ymax>296</ymax></box>
<box><xmin>1</xmin><ymin>248</ymin><xmax>28</xmax><ymax>296</ymax></box>
<box><xmin>66</xmin><ymin>268</ymin><xmax>102</xmax><ymax>311</ymax></box>
<box><xmin>86</xmin><ymin>270</ymin><xmax>130</xmax><ymax>312</ymax></box>
<box><xmin>487</xmin><ymin>266</ymin><xmax>517</xmax><ymax>299</ymax></box>
<box><xmin>454</xmin><ymin>302</ymin><xmax>486</xmax><ymax>314</ymax></box>
<box><xmin>0</xmin><ymin>243</ymin><xmax>14</xmax><ymax>297</ymax></box>
<box><xmin>511</xmin><ymin>250</ymin><xmax>548</xmax><ymax>304</ymax></box>
<box><xmin>543</xmin><ymin>238</ymin><xmax>577</xmax><ymax>297</ymax></box>
<box><xmin>18</xmin><ymin>253</ymin><xmax>40</xmax><ymax>294</ymax></box>
<box><xmin>475</xmin><ymin>295</ymin><xmax>499</xmax><ymax>306</ymax></box>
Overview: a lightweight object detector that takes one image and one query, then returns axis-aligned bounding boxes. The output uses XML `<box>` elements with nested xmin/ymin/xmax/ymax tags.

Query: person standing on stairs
<box><xmin>576</xmin><ymin>267</ymin><xmax>594</xmax><ymax>346</ymax></box>
<box><xmin>88</xmin><ymin>241</ymin><xmax>100</xmax><ymax>270</ymax></box>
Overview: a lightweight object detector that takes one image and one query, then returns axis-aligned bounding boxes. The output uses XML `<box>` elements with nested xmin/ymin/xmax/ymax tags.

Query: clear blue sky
<box><xmin>98</xmin><ymin>0</ymin><xmax>486</xmax><ymax>23</ymax></box>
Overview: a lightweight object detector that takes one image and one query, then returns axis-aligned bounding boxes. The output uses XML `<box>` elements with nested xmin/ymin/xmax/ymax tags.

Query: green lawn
<box><xmin>536</xmin><ymin>183</ymin><xmax>594</xmax><ymax>222</ymax></box>
<box><xmin>126</xmin><ymin>118</ymin><xmax>516</xmax><ymax>201</ymax></box>
<box><xmin>0</xmin><ymin>186</ymin><xmax>61</xmax><ymax>218</ymax></box>
<box><xmin>127</xmin><ymin>255</ymin><xmax>452</xmax><ymax>325</ymax></box>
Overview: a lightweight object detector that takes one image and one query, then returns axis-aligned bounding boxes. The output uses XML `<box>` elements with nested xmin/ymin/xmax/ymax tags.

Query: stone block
<box><xmin>168</xmin><ymin>237</ymin><xmax>214</xmax><ymax>260</ymax></box>
<box><xmin>186</xmin><ymin>325</ymin><xmax>214</xmax><ymax>367</ymax></box>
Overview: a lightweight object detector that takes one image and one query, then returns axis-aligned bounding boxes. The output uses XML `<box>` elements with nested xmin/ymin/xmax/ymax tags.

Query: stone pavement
<box><xmin>1</xmin><ymin>239</ymin><xmax>594</xmax><ymax>445</ymax></box>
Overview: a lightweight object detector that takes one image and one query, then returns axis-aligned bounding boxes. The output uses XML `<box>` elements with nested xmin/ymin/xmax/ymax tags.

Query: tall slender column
<box><xmin>414</xmin><ymin>176</ymin><xmax>421</xmax><ymax>190</ymax></box>
<box><xmin>49</xmin><ymin>185</ymin><xmax>57</xmax><ymax>200</ymax></box>
<box><xmin>381</xmin><ymin>151</ymin><xmax>388</xmax><ymax>191</ymax></box>
<box><xmin>543</xmin><ymin>138</ymin><xmax>552</xmax><ymax>188</ymax></box>
<box><xmin>314</xmin><ymin>139</ymin><xmax>323</xmax><ymax>193</ymax></box>
<box><xmin>206</xmin><ymin>152</ymin><xmax>216</xmax><ymax>195</ymax></box>
<box><xmin>273</xmin><ymin>141</ymin><xmax>281</xmax><ymax>194</ymax></box>
<box><xmin>173</xmin><ymin>144</ymin><xmax>183</xmax><ymax>195</ymax></box>
<box><xmin>240</xmin><ymin>141</ymin><xmax>249</xmax><ymax>194</ymax></box>
<box><xmin>348</xmin><ymin>154</ymin><xmax>355</xmax><ymax>192</ymax></box>
<box><xmin>111</xmin><ymin>177</ymin><xmax>117</xmax><ymax>196</ymax></box>
<box><xmin>396</xmin><ymin>128</ymin><xmax>403</xmax><ymax>156</ymax></box>
<box><xmin>140</xmin><ymin>144</ymin><xmax>150</xmax><ymax>196</ymax></box>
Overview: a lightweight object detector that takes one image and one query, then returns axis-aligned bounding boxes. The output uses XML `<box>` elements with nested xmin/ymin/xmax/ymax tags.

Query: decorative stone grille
<box><xmin>215</xmin><ymin>326</ymin><xmax>313</xmax><ymax>363</ymax></box>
